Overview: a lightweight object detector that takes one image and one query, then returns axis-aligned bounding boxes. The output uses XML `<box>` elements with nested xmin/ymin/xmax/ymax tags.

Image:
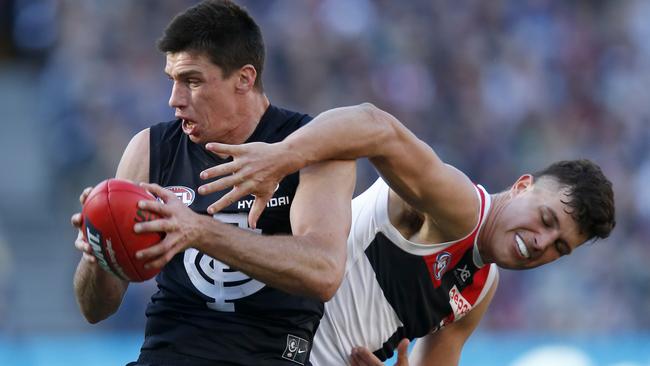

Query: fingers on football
<box><xmin>137</xmin><ymin>199</ymin><xmax>172</xmax><ymax>217</ymax></box>
<box><xmin>136</xmin><ymin>239</ymin><xmax>177</xmax><ymax>269</ymax></box>
<box><xmin>140</xmin><ymin>182</ymin><xmax>175</xmax><ymax>202</ymax></box>
<box><xmin>80</xmin><ymin>186</ymin><xmax>93</xmax><ymax>205</ymax></box>
<box><xmin>199</xmin><ymin>161</ymin><xmax>238</xmax><ymax>181</ymax></box>
<box><xmin>71</xmin><ymin>212</ymin><xmax>83</xmax><ymax>228</ymax></box>
<box><xmin>75</xmin><ymin>237</ymin><xmax>95</xmax><ymax>263</ymax></box>
<box><xmin>133</xmin><ymin>217</ymin><xmax>175</xmax><ymax>235</ymax></box>
<box><xmin>74</xmin><ymin>237</ymin><xmax>89</xmax><ymax>252</ymax></box>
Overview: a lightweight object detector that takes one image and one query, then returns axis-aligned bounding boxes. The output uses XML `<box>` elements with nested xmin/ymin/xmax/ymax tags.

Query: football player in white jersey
<box><xmin>198</xmin><ymin>103</ymin><xmax>615</xmax><ymax>366</ymax></box>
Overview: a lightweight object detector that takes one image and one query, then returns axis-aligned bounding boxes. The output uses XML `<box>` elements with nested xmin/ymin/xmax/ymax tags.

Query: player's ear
<box><xmin>510</xmin><ymin>174</ymin><xmax>533</xmax><ymax>195</ymax></box>
<box><xmin>235</xmin><ymin>64</ymin><xmax>257</xmax><ymax>93</ymax></box>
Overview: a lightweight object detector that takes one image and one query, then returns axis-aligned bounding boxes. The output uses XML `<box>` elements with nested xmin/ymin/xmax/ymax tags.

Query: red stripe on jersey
<box><xmin>460</xmin><ymin>265</ymin><xmax>491</xmax><ymax>304</ymax></box>
<box><xmin>423</xmin><ymin>186</ymin><xmax>488</xmax><ymax>288</ymax></box>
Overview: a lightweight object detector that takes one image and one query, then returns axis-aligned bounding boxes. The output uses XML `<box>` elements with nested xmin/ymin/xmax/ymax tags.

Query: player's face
<box><xmin>165</xmin><ymin>51</ymin><xmax>241</xmax><ymax>144</ymax></box>
<box><xmin>483</xmin><ymin>175</ymin><xmax>587</xmax><ymax>270</ymax></box>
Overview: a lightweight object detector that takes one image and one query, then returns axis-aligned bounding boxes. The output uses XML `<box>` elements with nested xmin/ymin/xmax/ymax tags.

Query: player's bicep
<box><xmin>368</xmin><ymin>111</ymin><xmax>477</xmax><ymax>232</ymax></box>
<box><xmin>291</xmin><ymin>160</ymin><xmax>356</xmax><ymax>242</ymax></box>
<box><xmin>115</xmin><ymin>128</ymin><xmax>150</xmax><ymax>182</ymax></box>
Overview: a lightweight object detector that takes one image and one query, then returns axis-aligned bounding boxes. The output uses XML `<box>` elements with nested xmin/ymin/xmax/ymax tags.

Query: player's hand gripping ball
<box><xmin>81</xmin><ymin>179</ymin><xmax>163</xmax><ymax>282</ymax></box>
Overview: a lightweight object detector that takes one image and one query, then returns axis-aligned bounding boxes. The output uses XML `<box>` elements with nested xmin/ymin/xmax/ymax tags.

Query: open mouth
<box><xmin>515</xmin><ymin>234</ymin><xmax>530</xmax><ymax>259</ymax></box>
<box><xmin>182</xmin><ymin>119</ymin><xmax>197</xmax><ymax>134</ymax></box>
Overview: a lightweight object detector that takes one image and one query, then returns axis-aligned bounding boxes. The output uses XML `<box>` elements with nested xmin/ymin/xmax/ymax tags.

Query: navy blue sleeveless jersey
<box><xmin>138</xmin><ymin>105</ymin><xmax>319</xmax><ymax>366</ymax></box>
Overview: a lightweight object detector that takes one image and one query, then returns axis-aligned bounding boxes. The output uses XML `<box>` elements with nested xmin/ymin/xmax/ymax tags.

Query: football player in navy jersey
<box><xmin>198</xmin><ymin>103</ymin><xmax>616</xmax><ymax>366</ymax></box>
<box><xmin>71</xmin><ymin>1</ymin><xmax>354</xmax><ymax>365</ymax></box>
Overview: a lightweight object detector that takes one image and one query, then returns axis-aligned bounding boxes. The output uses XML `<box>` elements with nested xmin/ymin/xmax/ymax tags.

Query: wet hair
<box><xmin>533</xmin><ymin>159</ymin><xmax>615</xmax><ymax>240</ymax></box>
<box><xmin>157</xmin><ymin>0</ymin><xmax>265</xmax><ymax>90</ymax></box>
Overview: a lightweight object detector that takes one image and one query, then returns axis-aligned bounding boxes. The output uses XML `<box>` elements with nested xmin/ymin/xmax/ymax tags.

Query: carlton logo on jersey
<box><xmin>184</xmin><ymin>213</ymin><xmax>264</xmax><ymax>312</ymax></box>
<box><xmin>165</xmin><ymin>186</ymin><xmax>195</xmax><ymax>206</ymax></box>
<box><xmin>282</xmin><ymin>334</ymin><xmax>310</xmax><ymax>365</ymax></box>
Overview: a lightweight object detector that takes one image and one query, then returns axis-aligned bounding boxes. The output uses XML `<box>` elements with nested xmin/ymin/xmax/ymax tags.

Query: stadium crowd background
<box><xmin>0</xmin><ymin>0</ymin><xmax>649</xmax><ymax>364</ymax></box>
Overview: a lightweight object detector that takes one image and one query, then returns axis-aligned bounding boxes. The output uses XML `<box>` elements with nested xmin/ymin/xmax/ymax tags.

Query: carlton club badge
<box><xmin>282</xmin><ymin>334</ymin><xmax>310</xmax><ymax>365</ymax></box>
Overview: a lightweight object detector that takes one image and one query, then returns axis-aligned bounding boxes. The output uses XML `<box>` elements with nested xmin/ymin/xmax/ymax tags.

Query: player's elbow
<box><xmin>357</xmin><ymin>103</ymin><xmax>401</xmax><ymax>144</ymax></box>
<box><xmin>312</xmin><ymin>244</ymin><xmax>346</xmax><ymax>302</ymax></box>
<box><xmin>77</xmin><ymin>295</ymin><xmax>122</xmax><ymax>324</ymax></box>
<box><xmin>315</xmin><ymin>269</ymin><xmax>344</xmax><ymax>302</ymax></box>
<box><xmin>84</xmin><ymin>314</ymin><xmax>104</xmax><ymax>325</ymax></box>
<box><xmin>358</xmin><ymin>103</ymin><xmax>387</xmax><ymax>126</ymax></box>
<box><xmin>80</xmin><ymin>307</ymin><xmax>115</xmax><ymax>324</ymax></box>
<box><xmin>311</xmin><ymin>277</ymin><xmax>341</xmax><ymax>302</ymax></box>
<box><xmin>75</xmin><ymin>283</ymin><xmax>124</xmax><ymax>324</ymax></box>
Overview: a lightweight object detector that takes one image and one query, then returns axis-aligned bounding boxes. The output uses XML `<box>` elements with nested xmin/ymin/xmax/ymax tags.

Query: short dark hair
<box><xmin>533</xmin><ymin>159</ymin><xmax>615</xmax><ymax>241</ymax></box>
<box><xmin>157</xmin><ymin>0</ymin><xmax>265</xmax><ymax>90</ymax></box>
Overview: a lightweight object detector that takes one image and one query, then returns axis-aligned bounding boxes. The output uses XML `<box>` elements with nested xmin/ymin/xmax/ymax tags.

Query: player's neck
<box><xmin>476</xmin><ymin>192</ymin><xmax>508</xmax><ymax>263</ymax></box>
<box><xmin>224</xmin><ymin>93</ymin><xmax>270</xmax><ymax>145</ymax></box>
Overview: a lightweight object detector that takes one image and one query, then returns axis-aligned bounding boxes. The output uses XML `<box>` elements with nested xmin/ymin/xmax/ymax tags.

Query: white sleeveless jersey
<box><xmin>311</xmin><ymin>178</ymin><xmax>498</xmax><ymax>365</ymax></box>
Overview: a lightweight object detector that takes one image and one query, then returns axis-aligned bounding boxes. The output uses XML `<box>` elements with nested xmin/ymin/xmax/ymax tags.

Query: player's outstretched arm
<box><xmin>201</xmin><ymin>103</ymin><xmax>477</xmax><ymax>229</ymax></box>
<box><xmin>72</xmin><ymin>129</ymin><xmax>149</xmax><ymax>323</ymax></box>
<box><xmin>199</xmin><ymin>104</ymin><xmax>383</xmax><ymax>218</ymax></box>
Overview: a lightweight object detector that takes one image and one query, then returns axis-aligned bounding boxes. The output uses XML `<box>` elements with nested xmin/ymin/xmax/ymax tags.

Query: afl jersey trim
<box><xmin>142</xmin><ymin>105</ymin><xmax>321</xmax><ymax>365</ymax></box>
<box><xmin>311</xmin><ymin>178</ymin><xmax>498</xmax><ymax>365</ymax></box>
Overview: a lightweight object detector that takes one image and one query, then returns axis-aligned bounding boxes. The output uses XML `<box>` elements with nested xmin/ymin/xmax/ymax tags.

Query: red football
<box><xmin>81</xmin><ymin>178</ymin><xmax>163</xmax><ymax>282</ymax></box>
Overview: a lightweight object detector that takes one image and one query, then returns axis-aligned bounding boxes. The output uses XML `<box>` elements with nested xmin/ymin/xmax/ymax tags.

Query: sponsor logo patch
<box><xmin>449</xmin><ymin>285</ymin><xmax>472</xmax><ymax>319</ymax></box>
<box><xmin>165</xmin><ymin>186</ymin><xmax>195</xmax><ymax>206</ymax></box>
<box><xmin>238</xmin><ymin>183</ymin><xmax>290</xmax><ymax>210</ymax></box>
<box><xmin>455</xmin><ymin>264</ymin><xmax>471</xmax><ymax>283</ymax></box>
<box><xmin>237</xmin><ymin>195</ymin><xmax>291</xmax><ymax>210</ymax></box>
<box><xmin>282</xmin><ymin>334</ymin><xmax>310</xmax><ymax>365</ymax></box>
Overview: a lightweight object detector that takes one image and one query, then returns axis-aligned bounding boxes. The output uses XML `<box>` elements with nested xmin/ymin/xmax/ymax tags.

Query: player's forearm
<box><xmin>73</xmin><ymin>258</ymin><xmax>128</xmax><ymax>323</ymax></box>
<box><xmin>279</xmin><ymin>103</ymin><xmax>399</xmax><ymax>171</ymax></box>
<box><xmin>194</xmin><ymin>216</ymin><xmax>346</xmax><ymax>301</ymax></box>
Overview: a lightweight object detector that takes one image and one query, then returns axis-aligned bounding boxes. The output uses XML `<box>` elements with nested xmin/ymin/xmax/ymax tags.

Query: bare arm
<box><xmin>349</xmin><ymin>272</ymin><xmax>498</xmax><ymax>366</ymax></box>
<box><xmin>135</xmin><ymin>160</ymin><xmax>355</xmax><ymax>301</ymax></box>
<box><xmin>201</xmin><ymin>104</ymin><xmax>477</xmax><ymax>234</ymax></box>
<box><xmin>409</xmin><ymin>274</ymin><xmax>498</xmax><ymax>366</ymax></box>
<box><xmin>72</xmin><ymin>128</ymin><xmax>149</xmax><ymax>323</ymax></box>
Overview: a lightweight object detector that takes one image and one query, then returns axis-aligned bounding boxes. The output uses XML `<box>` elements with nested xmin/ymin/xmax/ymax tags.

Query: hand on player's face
<box><xmin>198</xmin><ymin>141</ymin><xmax>292</xmax><ymax>229</ymax></box>
<box><xmin>133</xmin><ymin>183</ymin><xmax>201</xmax><ymax>270</ymax></box>
<box><xmin>350</xmin><ymin>339</ymin><xmax>410</xmax><ymax>366</ymax></box>
<box><xmin>72</xmin><ymin>186</ymin><xmax>95</xmax><ymax>263</ymax></box>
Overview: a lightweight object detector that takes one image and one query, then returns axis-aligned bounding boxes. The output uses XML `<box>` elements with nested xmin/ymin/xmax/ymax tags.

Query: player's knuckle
<box><xmin>161</xmin><ymin>241</ymin><xmax>174</xmax><ymax>253</ymax></box>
